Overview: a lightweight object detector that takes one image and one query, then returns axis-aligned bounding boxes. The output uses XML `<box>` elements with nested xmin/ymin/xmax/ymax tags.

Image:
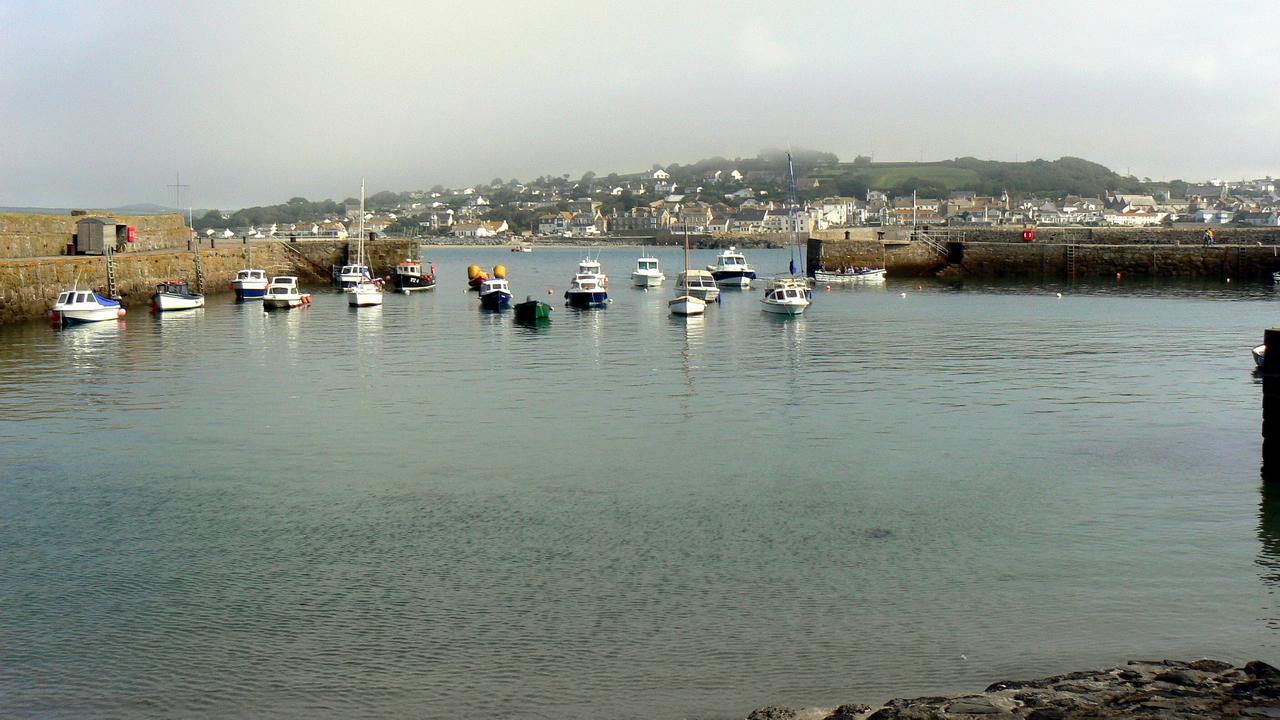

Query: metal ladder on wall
<box><xmin>103</xmin><ymin>246</ymin><xmax>119</xmax><ymax>297</ymax></box>
<box><xmin>193</xmin><ymin>244</ymin><xmax>205</xmax><ymax>293</ymax></box>
<box><xmin>1066</xmin><ymin>241</ymin><xmax>1077</xmax><ymax>276</ymax></box>
<box><xmin>1240</xmin><ymin>246</ymin><xmax>1249</xmax><ymax>277</ymax></box>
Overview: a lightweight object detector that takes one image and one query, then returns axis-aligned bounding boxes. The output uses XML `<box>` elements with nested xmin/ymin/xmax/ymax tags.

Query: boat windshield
<box><xmin>76</xmin><ymin>292</ymin><xmax>89</xmax><ymax>303</ymax></box>
<box><xmin>56</xmin><ymin>292</ymin><xmax>69</xmax><ymax>303</ymax></box>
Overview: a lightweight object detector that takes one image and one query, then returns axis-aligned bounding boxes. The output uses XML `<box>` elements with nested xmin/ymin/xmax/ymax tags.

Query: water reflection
<box><xmin>56</xmin><ymin>319</ymin><xmax>123</xmax><ymax>370</ymax></box>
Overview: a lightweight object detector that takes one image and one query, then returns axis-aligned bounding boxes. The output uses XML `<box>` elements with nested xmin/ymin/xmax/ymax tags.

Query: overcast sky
<box><xmin>2</xmin><ymin>0</ymin><xmax>1277</xmax><ymax>210</ymax></box>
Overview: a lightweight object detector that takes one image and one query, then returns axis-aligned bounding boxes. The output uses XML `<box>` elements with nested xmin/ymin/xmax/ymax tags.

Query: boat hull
<box><xmin>814</xmin><ymin>269</ymin><xmax>886</xmax><ymax>284</ymax></box>
<box><xmin>632</xmin><ymin>272</ymin><xmax>665</xmax><ymax>287</ymax></box>
<box><xmin>565</xmin><ymin>290</ymin><xmax>609</xmax><ymax>307</ymax></box>
<box><xmin>263</xmin><ymin>294</ymin><xmax>310</xmax><ymax>309</ymax></box>
<box><xmin>152</xmin><ymin>292</ymin><xmax>205</xmax><ymax>311</ymax></box>
<box><xmin>710</xmin><ymin>270</ymin><xmax>755</xmax><ymax>287</ymax></box>
<box><xmin>56</xmin><ymin>307</ymin><xmax>122</xmax><ymax>323</ymax></box>
<box><xmin>669</xmin><ymin>296</ymin><xmax>706</xmax><ymax>316</ymax></box>
<box><xmin>390</xmin><ymin>275</ymin><xmax>435</xmax><ymax>293</ymax></box>
<box><xmin>233</xmin><ymin>285</ymin><xmax>267</xmax><ymax>300</ymax></box>
<box><xmin>480</xmin><ymin>291</ymin><xmax>513</xmax><ymax>309</ymax></box>
<box><xmin>760</xmin><ymin>299</ymin><xmax>808</xmax><ymax>315</ymax></box>
<box><xmin>514</xmin><ymin>300</ymin><xmax>552</xmax><ymax>322</ymax></box>
<box><xmin>1255</xmin><ymin>344</ymin><xmax>1267</xmax><ymax>369</ymax></box>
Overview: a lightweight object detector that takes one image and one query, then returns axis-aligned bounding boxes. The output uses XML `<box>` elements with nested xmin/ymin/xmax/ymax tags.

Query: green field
<box><xmin>843</xmin><ymin>164</ymin><xmax>982</xmax><ymax>189</ymax></box>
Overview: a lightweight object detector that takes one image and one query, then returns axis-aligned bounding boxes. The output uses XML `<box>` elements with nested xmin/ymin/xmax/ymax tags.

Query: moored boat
<box><xmin>514</xmin><ymin>296</ymin><xmax>553</xmax><ymax>322</ymax></box>
<box><xmin>151</xmin><ymin>280</ymin><xmax>205</xmax><ymax>311</ymax></box>
<box><xmin>50</xmin><ymin>289</ymin><xmax>125</xmax><ymax>324</ymax></box>
<box><xmin>336</xmin><ymin>263</ymin><xmax>371</xmax><ymax>289</ymax></box>
<box><xmin>707</xmin><ymin>247</ymin><xmax>756</xmax><ymax>287</ymax></box>
<box><xmin>467</xmin><ymin>264</ymin><xmax>491</xmax><ymax>290</ymax></box>
<box><xmin>674</xmin><ymin>269</ymin><xmax>720</xmax><ymax>303</ymax></box>
<box><xmin>565</xmin><ymin>257</ymin><xmax>609</xmax><ymax>308</ymax></box>
<box><xmin>389</xmin><ymin>260</ymin><xmax>435</xmax><ymax>293</ymax></box>
<box><xmin>262</xmin><ymin>276</ymin><xmax>311</xmax><ymax>309</ymax></box>
<box><xmin>345</xmin><ymin>180</ymin><xmax>384</xmax><ymax>308</ymax></box>
<box><xmin>511</xmin><ymin>245</ymin><xmax>532</xmax><ymax>253</ymax></box>
<box><xmin>632</xmin><ymin>256</ymin><xmax>665</xmax><ymax>287</ymax></box>
<box><xmin>760</xmin><ymin>277</ymin><xmax>811</xmax><ymax>315</ymax></box>
<box><xmin>1255</xmin><ymin>344</ymin><xmax>1267</xmax><ymax>369</ymax></box>
<box><xmin>231</xmin><ymin>268</ymin><xmax>269</xmax><ymax>300</ymax></box>
<box><xmin>479</xmin><ymin>276</ymin><xmax>513</xmax><ymax>309</ymax></box>
<box><xmin>813</xmin><ymin>267</ymin><xmax>887</xmax><ymax>284</ymax></box>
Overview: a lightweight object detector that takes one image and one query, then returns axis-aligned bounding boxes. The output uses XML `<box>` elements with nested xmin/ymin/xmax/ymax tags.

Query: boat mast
<box><xmin>358</xmin><ymin>178</ymin><xmax>366</xmax><ymax>266</ymax></box>
<box><xmin>787</xmin><ymin>152</ymin><xmax>799</xmax><ymax>276</ymax></box>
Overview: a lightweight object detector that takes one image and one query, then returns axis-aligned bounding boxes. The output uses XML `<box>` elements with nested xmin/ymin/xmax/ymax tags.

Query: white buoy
<box><xmin>900</xmin><ymin>292</ymin><xmax>907</xmax><ymax>298</ymax></box>
<box><xmin>1056</xmin><ymin>292</ymin><xmax>1062</xmax><ymax>298</ymax></box>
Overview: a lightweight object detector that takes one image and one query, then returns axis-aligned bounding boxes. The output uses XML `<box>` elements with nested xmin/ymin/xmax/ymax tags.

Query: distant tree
<box><xmin>490</xmin><ymin>177</ymin><xmax>504</xmax><ymax>188</ymax></box>
<box><xmin>852</xmin><ymin>155</ymin><xmax>873</xmax><ymax>168</ymax></box>
<box><xmin>287</xmin><ymin>196</ymin><xmax>308</xmax><ymax>205</ymax></box>
<box><xmin>581</xmin><ymin>171</ymin><xmax>596</xmax><ymax>184</ymax></box>
<box><xmin>366</xmin><ymin>190</ymin><xmax>400</xmax><ymax>208</ymax></box>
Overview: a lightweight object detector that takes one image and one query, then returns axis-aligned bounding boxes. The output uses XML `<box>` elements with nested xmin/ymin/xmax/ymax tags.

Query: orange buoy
<box><xmin>467</xmin><ymin>264</ymin><xmax>482</xmax><ymax>280</ymax></box>
<box><xmin>493</xmin><ymin>264</ymin><xmax>506</xmax><ymax>279</ymax></box>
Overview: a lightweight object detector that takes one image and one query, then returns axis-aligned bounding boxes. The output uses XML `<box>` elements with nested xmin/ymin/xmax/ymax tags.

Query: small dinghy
<box><xmin>151</xmin><ymin>280</ymin><xmax>205</xmax><ymax>311</ymax></box>
<box><xmin>514</xmin><ymin>296</ymin><xmax>553</xmax><ymax>323</ymax></box>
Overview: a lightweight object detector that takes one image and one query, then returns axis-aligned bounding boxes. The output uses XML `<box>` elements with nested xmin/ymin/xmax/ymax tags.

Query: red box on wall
<box><xmin>127</xmin><ymin>226</ymin><xmax>136</xmax><ymax>242</ymax></box>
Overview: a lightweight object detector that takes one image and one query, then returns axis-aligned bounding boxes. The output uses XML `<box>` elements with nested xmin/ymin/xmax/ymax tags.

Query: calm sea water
<box><xmin>3</xmin><ymin>246</ymin><xmax>1280</xmax><ymax>719</ymax></box>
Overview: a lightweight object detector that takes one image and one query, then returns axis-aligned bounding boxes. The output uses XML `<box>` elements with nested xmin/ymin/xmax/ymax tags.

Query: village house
<box><xmin>609</xmin><ymin>207</ymin><xmax>670</xmax><ymax>231</ymax></box>
<box><xmin>536</xmin><ymin>212</ymin><xmax>574</xmax><ymax>235</ymax></box>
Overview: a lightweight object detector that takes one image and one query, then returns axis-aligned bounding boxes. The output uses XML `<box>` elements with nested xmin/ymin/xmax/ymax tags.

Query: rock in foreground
<box><xmin>746</xmin><ymin>659</ymin><xmax>1280</xmax><ymax>720</ymax></box>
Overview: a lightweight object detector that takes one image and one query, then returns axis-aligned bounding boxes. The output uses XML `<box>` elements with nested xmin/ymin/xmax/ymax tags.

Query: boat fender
<box><xmin>548</xmin><ymin>289</ymin><xmax>553</xmax><ymax>294</ymax></box>
<box><xmin>48</xmin><ymin>311</ymin><xmax>58</xmax><ymax>321</ymax></box>
<box><xmin>118</xmin><ymin>308</ymin><xmax>127</xmax><ymax>317</ymax></box>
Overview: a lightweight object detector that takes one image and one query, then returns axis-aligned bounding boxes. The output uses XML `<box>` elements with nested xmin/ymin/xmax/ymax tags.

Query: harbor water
<box><xmin>2</xmin><ymin>246</ymin><xmax>1279</xmax><ymax>719</ymax></box>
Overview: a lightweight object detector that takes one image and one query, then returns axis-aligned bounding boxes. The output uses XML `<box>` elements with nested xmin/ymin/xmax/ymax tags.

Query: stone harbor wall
<box><xmin>742</xmin><ymin>659</ymin><xmax>1280</xmax><ymax>720</ymax></box>
<box><xmin>811</xmin><ymin>237</ymin><xmax>1280</xmax><ymax>279</ymax></box>
<box><xmin>0</xmin><ymin>238</ymin><xmax>423</xmax><ymax>324</ymax></box>
<box><xmin>0</xmin><ymin>212</ymin><xmax>192</xmax><ymax>259</ymax></box>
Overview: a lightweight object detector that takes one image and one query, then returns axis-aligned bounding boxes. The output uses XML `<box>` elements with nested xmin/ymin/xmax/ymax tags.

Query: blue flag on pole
<box><xmin>789</xmin><ymin>259</ymin><xmax>796</xmax><ymax>275</ymax></box>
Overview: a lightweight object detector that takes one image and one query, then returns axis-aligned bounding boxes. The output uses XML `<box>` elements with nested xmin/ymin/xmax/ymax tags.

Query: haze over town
<box><xmin>2</xmin><ymin>0</ymin><xmax>1276</xmax><ymax>210</ymax></box>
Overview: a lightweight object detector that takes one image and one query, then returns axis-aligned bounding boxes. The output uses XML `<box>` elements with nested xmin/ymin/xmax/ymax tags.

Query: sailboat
<box><xmin>669</xmin><ymin>228</ymin><xmax>707</xmax><ymax>316</ymax></box>
<box><xmin>346</xmin><ymin>179</ymin><xmax>384</xmax><ymax>307</ymax></box>
<box><xmin>760</xmin><ymin>151</ymin><xmax>812</xmax><ymax>315</ymax></box>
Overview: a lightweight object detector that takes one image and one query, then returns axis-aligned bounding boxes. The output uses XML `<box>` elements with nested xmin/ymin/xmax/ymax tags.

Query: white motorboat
<box><xmin>707</xmin><ymin>247</ymin><xmax>756</xmax><ymax>287</ymax></box>
<box><xmin>813</xmin><ymin>267</ymin><xmax>887</xmax><ymax>284</ymax></box>
<box><xmin>565</xmin><ymin>257</ymin><xmax>609</xmax><ymax>308</ymax></box>
<box><xmin>150</xmin><ymin>280</ymin><xmax>205</xmax><ymax>311</ymax></box>
<box><xmin>337</xmin><ymin>263</ymin><xmax>371</xmax><ymax>289</ymax></box>
<box><xmin>345</xmin><ymin>180</ymin><xmax>384</xmax><ymax>308</ymax></box>
<box><xmin>263</xmin><ymin>276</ymin><xmax>311</xmax><ymax>309</ymax></box>
<box><xmin>232</xmin><ymin>268</ymin><xmax>269</xmax><ymax>300</ymax></box>
<box><xmin>632</xmin><ymin>256</ymin><xmax>665</xmax><ymax>287</ymax></box>
<box><xmin>674</xmin><ymin>269</ymin><xmax>720</xmax><ymax>303</ymax></box>
<box><xmin>760</xmin><ymin>277</ymin><xmax>811</xmax><ymax>315</ymax></box>
<box><xmin>1255</xmin><ymin>344</ymin><xmax>1267</xmax><ymax>369</ymax></box>
<box><xmin>50</xmin><ymin>288</ymin><xmax>125</xmax><ymax>324</ymax></box>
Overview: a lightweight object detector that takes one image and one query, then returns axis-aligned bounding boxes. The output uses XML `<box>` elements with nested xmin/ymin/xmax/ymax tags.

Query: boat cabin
<box><xmin>156</xmin><ymin>281</ymin><xmax>193</xmax><ymax>295</ymax></box>
<box><xmin>713</xmin><ymin>251</ymin><xmax>748</xmax><ymax>269</ymax></box>
<box><xmin>767</xmin><ymin>286</ymin><xmax>806</xmax><ymax>301</ymax></box>
<box><xmin>395</xmin><ymin>262</ymin><xmax>422</xmax><ymax>276</ymax></box>
<box><xmin>635</xmin><ymin>258</ymin><xmax>660</xmax><ymax>272</ymax></box>
<box><xmin>236</xmin><ymin>269</ymin><xmax>266</xmax><ymax>282</ymax></box>
<box><xmin>576</xmin><ymin>260</ymin><xmax>603</xmax><ymax>276</ymax></box>
<box><xmin>56</xmin><ymin>290</ymin><xmax>98</xmax><ymax>306</ymax></box>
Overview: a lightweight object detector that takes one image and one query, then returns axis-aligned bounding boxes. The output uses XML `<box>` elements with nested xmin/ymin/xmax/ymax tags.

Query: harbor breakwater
<box><xmin>0</xmin><ymin>237</ymin><xmax>419</xmax><ymax>324</ymax></box>
<box><xmin>810</xmin><ymin>226</ymin><xmax>1280</xmax><ymax>280</ymax></box>
<box><xmin>741</xmin><ymin>659</ymin><xmax>1280</xmax><ymax>720</ymax></box>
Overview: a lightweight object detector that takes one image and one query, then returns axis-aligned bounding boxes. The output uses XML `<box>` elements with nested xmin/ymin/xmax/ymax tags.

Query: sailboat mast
<box><xmin>358</xmin><ymin>178</ymin><xmax>366</xmax><ymax>265</ymax></box>
<box><xmin>787</xmin><ymin>152</ymin><xmax>799</xmax><ymax>276</ymax></box>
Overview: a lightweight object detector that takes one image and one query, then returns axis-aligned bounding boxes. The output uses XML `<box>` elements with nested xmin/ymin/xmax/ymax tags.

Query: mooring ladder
<box><xmin>104</xmin><ymin>245</ymin><xmax>119</xmax><ymax>297</ymax></box>
<box><xmin>193</xmin><ymin>245</ymin><xmax>205</xmax><ymax>293</ymax></box>
<box><xmin>1066</xmin><ymin>242</ymin><xmax>1077</xmax><ymax>276</ymax></box>
<box><xmin>1240</xmin><ymin>246</ymin><xmax>1249</xmax><ymax>275</ymax></box>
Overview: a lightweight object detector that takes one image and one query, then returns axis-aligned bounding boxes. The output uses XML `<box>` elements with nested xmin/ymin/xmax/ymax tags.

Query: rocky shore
<box><xmin>745</xmin><ymin>660</ymin><xmax>1280</xmax><ymax>720</ymax></box>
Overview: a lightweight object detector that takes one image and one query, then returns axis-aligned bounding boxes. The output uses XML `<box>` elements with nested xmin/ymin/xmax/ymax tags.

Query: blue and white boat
<box><xmin>51</xmin><ymin>288</ymin><xmax>125</xmax><ymax>324</ymax></box>
<box><xmin>337</xmin><ymin>263</ymin><xmax>371</xmax><ymax>289</ymax></box>
<box><xmin>565</xmin><ymin>258</ymin><xmax>609</xmax><ymax>308</ymax></box>
<box><xmin>479</xmin><ymin>276</ymin><xmax>513</xmax><ymax>309</ymax></box>
<box><xmin>232</xmin><ymin>268</ymin><xmax>269</xmax><ymax>299</ymax></box>
<box><xmin>707</xmin><ymin>247</ymin><xmax>756</xmax><ymax>287</ymax></box>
